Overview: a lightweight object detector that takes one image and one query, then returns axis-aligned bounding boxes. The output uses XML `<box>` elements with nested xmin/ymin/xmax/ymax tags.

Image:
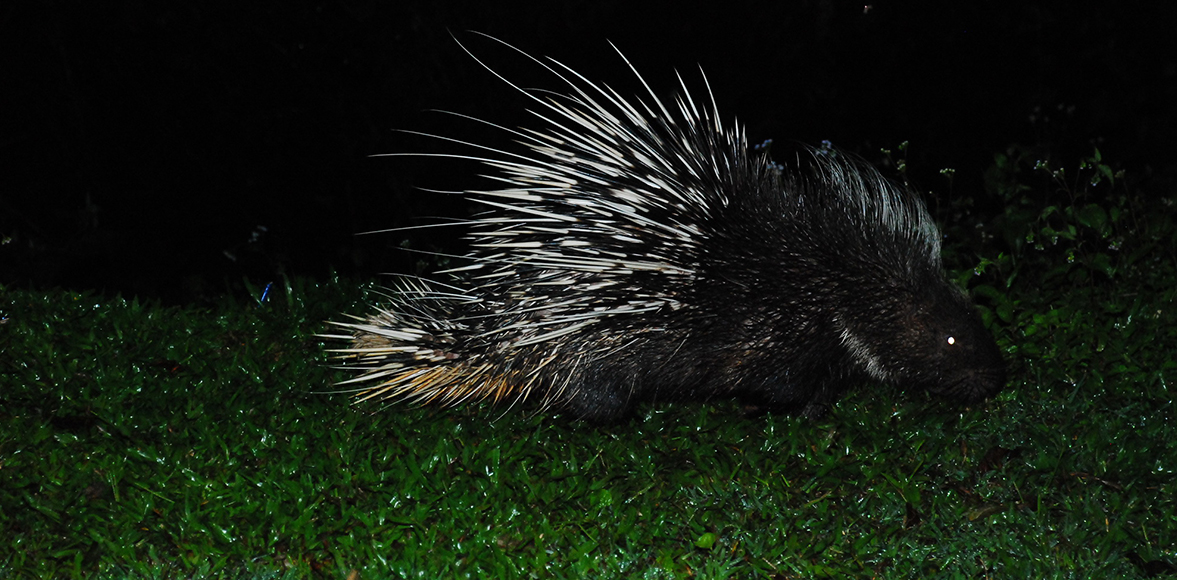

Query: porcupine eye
<box><xmin>944</xmin><ymin>320</ymin><xmax>985</xmax><ymax>361</ymax></box>
<box><xmin>937</xmin><ymin>324</ymin><xmax>972</xmax><ymax>363</ymax></box>
<box><xmin>941</xmin><ymin>333</ymin><xmax>970</xmax><ymax>368</ymax></box>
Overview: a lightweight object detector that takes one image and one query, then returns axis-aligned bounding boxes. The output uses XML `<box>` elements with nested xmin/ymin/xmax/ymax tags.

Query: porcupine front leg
<box><xmin>733</xmin><ymin>357</ymin><xmax>853</xmax><ymax>418</ymax></box>
<box><xmin>795</xmin><ymin>361</ymin><xmax>861</xmax><ymax>418</ymax></box>
<box><xmin>797</xmin><ymin>381</ymin><xmax>844</xmax><ymax>418</ymax></box>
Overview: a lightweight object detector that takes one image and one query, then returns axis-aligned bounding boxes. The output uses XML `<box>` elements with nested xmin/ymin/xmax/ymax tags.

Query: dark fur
<box><xmin>436</xmin><ymin>151</ymin><xmax>1003</xmax><ymax>421</ymax></box>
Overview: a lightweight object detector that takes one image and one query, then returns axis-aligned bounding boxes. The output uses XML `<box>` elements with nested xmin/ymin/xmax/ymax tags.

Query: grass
<box><xmin>2</xmin><ymin>147</ymin><xmax>1175</xmax><ymax>578</ymax></box>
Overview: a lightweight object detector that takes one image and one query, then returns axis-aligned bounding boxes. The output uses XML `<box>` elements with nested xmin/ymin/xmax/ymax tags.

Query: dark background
<box><xmin>5</xmin><ymin>1</ymin><xmax>1174</xmax><ymax>304</ymax></box>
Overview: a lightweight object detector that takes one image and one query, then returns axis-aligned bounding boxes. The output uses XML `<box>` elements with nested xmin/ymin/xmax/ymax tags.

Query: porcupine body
<box><xmin>328</xmin><ymin>38</ymin><xmax>1006</xmax><ymax>422</ymax></box>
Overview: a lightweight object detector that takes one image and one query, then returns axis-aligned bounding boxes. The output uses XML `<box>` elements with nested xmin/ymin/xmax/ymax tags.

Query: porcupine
<box><xmin>326</xmin><ymin>36</ymin><xmax>1006</xmax><ymax>422</ymax></box>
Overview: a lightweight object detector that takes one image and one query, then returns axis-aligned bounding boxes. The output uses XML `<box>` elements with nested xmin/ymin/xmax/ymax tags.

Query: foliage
<box><xmin>1</xmin><ymin>147</ymin><xmax>1175</xmax><ymax>578</ymax></box>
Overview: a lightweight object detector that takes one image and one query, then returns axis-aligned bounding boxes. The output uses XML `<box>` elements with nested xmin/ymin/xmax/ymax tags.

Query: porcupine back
<box><xmin>327</xmin><ymin>36</ymin><xmax>1006</xmax><ymax>421</ymax></box>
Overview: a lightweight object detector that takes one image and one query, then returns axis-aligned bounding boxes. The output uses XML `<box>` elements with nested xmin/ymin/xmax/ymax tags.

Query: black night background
<box><xmin>5</xmin><ymin>1</ymin><xmax>1174</xmax><ymax>303</ymax></box>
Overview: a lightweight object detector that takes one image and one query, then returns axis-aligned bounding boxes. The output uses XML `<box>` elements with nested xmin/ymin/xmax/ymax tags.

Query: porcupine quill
<box><xmin>323</xmin><ymin>34</ymin><xmax>1006</xmax><ymax>421</ymax></box>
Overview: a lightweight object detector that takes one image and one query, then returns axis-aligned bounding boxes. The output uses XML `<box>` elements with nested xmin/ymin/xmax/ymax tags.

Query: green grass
<box><xmin>2</xmin><ymin>148</ymin><xmax>1175</xmax><ymax>578</ymax></box>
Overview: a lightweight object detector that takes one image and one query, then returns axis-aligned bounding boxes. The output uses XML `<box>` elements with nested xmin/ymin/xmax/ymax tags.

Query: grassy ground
<box><xmin>2</xmin><ymin>149</ymin><xmax>1174</xmax><ymax>578</ymax></box>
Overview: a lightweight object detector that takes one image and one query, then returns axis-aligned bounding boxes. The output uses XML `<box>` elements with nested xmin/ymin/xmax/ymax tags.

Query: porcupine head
<box><xmin>326</xmin><ymin>35</ymin><xmax>1006</xmax><ymax>422</ymax></box>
